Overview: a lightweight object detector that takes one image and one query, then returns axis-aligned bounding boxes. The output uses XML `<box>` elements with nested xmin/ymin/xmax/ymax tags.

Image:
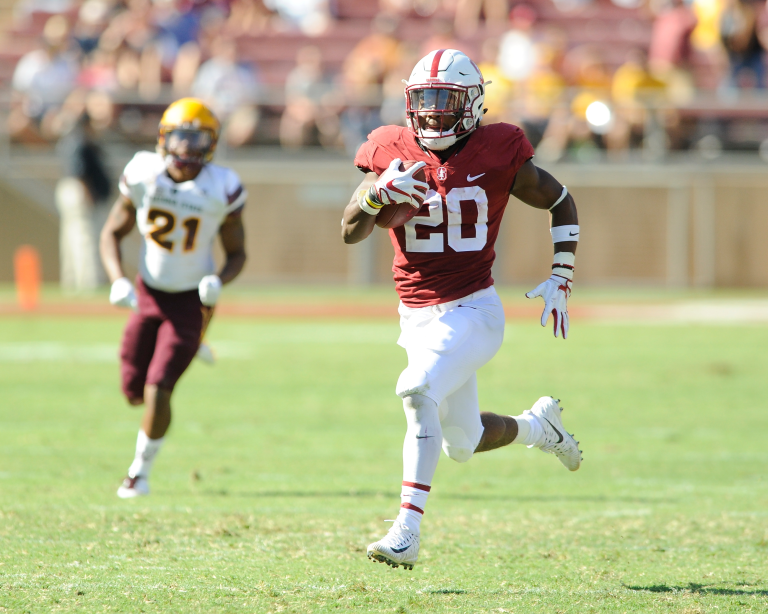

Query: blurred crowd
<box><xmin>9</xmin><ymin>0</ymin><xmax>768</xmax><ymax>158</ymax></box>
<box><xmin>9</xmin><ymin>0</ymin><xmax>266</xmax><ymax>147</ymax></box>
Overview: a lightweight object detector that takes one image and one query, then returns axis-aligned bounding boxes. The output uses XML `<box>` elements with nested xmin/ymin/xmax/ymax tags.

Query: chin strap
<box><xmin>419</xmin><ymin>127</ymin><xmax>474</xmax><ymax>151</ymax></box>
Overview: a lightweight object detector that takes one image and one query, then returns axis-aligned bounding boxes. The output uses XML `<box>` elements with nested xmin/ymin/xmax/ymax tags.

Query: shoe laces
<box><xmin>380</xmin><ymin>520</ymin><xmax>417</xmax><ymax>549</ymax></box>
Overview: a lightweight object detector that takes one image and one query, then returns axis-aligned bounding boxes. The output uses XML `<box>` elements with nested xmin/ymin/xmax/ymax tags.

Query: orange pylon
<box><xmin>14</xmin><ymin>245</ymin><xmax>41</xmax><ymax>311</ymax></box>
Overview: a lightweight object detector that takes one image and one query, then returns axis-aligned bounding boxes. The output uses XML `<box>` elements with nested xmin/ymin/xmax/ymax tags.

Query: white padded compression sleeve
<box><xmin>552</xmin><ymin>251</ymin><xmax>575</xmax><ymax>281</ymax></box>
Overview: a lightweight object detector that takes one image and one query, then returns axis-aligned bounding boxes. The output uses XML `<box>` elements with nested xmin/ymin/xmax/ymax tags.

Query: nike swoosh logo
<box><xmin>467</xmin><ymin>173</ymin><xmax>485</xmax><ymax>182</ymax></box>
<box><xmin>415</xmin><ymin>435</ymin><xmax>434</xmax><ymax>439</ymax></box>
<box><xmin>543</xmin><ymin>418</ymin><xmax>564</xmax><ymax>443</ymax></box>
<box><xmin>386</xmin><ymin>180</ymin><xmax>409</xmax><ymax>198</ymax></box>
<box><xmin>569</xmin><ymin>231</ymin><xmax>579</xmax><ymax>236</ymax></box>
<box><xmin>391</xmin><ymin>545</ymin><xmax>410</xmax><ymax>553</ymax></box>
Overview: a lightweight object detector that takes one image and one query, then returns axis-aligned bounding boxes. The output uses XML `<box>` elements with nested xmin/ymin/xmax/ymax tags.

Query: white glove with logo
<box><xmin>198</xmin><ymin>275</ymin><xmax>222</xmax><ymax>306</ymax></box>
<box><xmin>373</xmin><ymin>158</ymin><xmax>429</xmax><ymax>208</ymax></box>
<box><xmin>526</xmin><ymin>275</ymin><xmax>572</xmax><ymax>339</ymax></box>
<box><xmin>109</xmin><ymin>277</ymin><xmax>138</xmax><ymax>312</ymax></box>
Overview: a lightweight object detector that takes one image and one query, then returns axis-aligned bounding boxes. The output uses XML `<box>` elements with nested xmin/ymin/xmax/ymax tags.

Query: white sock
<box><xmin>127</xmin><ymin>430</ymin><xmax>164</xmax><ymax>478</ymax></box>
<box><xmin>399</xmin><ymin>394</ymin><xmax>441</xmax><ymax>534</ymax></box>
<box><xmin>396</xmin><ymin>506</ymin><xmax>424</xmax><ymax>532</ymax></box>
<box><xmin>397</xmin><ymin>482</ymin><xmax>430</xmax><ymax>532</ymax></box>
<box><xmin>510</xmin><ymin>412</ymin><xmax>543</xmax><ymax>446</ymax></box>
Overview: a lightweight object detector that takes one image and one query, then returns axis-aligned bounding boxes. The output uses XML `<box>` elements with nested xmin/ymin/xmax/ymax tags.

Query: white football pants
<box><xmin>395</xmin><ymin>286</ymin><xmax>505</xmax><ymax>462</ymax></box>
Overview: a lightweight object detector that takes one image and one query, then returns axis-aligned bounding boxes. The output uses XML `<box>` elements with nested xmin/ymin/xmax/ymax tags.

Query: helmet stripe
<box><xmin>430</xmin><ymin>49</ymin><xmax>446</xmax><ymax>79</ymax></box>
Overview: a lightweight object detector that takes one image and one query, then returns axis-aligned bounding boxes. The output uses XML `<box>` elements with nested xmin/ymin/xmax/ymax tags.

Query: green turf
<box><xmin>3</xmin><ymin>282</ymin><xmax>768</xmax><ymax>309</ymax></box>
<box><xmin>1</xmin><ymin>311</ymin><xmax>767</xmax><ymax>612</ymax></box>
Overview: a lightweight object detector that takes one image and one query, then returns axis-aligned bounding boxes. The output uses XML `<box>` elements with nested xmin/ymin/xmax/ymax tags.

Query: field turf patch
<box><xmin>0</xmin><ymin>313</ymin><xmax>767</xmax><ymax>612</ymax></box>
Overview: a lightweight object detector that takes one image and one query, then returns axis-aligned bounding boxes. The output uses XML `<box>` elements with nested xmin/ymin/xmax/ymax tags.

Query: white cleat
<box><xmin>527</xmin><ymin>396</ymin><xmax>582</xmax><ymax>471</ymax></box>
<box><xmin>367</xmin><ymin>520</ymin><xmax>420</xmax><ymax>570</ymax></box>
<box><xmin>117</xmin><ymin>475</ymin><xmax>149</xmax><ymax>498</ymax></box>
<box><xmin>196</xmin><ymin>342</ymin><xmax>216</xmax><ymax>365</ymax></box>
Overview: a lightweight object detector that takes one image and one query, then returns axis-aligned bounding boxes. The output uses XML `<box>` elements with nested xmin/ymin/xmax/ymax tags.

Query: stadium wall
<box><xmin>226</xmin><ymin>159</ymin><xmax>768</xmax><ymax>289</ymax></box>
<box><xmin>2</xmin><ymin>159</ymin><xmax>768</xmax><ymax>288</ymax></box>
<box><xmin>1</xmin><ymin>178</ymin><xmax>59</xmax><ymax>282</ymax></box>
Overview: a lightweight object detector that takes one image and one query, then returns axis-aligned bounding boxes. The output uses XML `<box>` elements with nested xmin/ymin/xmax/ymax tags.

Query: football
<box><xmin>375</xmin><ymin>160</ymin><xmax>428</xmax><ymax>229</ymax></box>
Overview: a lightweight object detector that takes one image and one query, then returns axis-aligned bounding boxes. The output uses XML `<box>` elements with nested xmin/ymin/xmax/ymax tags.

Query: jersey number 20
<box><xmin>404</xmin><ymin>187</ymin><xmax>488</xmax><ymax>253</ymax></box>
<box><xmin>147</xmin><ymin>208</ymin><xmax>200</xmax><ymax>252</ymax></box>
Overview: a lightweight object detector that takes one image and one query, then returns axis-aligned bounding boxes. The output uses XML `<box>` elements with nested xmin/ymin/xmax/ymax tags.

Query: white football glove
<box><xmin>198</xmin><ymin>275</ymin><xmax>222</xmax><ymax>306</ymax></box>
<box><xmin>526</xmin><ymin>275</ymin><xmax>572</xmax><ymax>339</ymax></box>
<box><xmin>109</xmin><ymin>277</ymin><xmax>138</xmax><ymax>312</ymax></box>
<box><xmin>373</xmin><ymin>158</ymin><xmax>429</xmax><ymax>208</ymax></box>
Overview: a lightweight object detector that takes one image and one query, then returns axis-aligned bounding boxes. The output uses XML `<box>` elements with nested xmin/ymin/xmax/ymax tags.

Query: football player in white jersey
<box><xmin>100</xmin><ymin>98</ymin><xmax>247</xmax><ymax>498</ymax></box>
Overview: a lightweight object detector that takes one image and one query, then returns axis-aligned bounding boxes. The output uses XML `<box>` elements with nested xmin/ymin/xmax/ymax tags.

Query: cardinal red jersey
<box><xmin>354</xmin><ymin>124</ymin><xmax>534</xmax><ymax>307</ymax></box>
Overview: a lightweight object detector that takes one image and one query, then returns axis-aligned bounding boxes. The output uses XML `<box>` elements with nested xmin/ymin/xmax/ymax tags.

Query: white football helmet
<box><xmin>404</xmin><ymin>49</ymin><xmax>486</xmax><ymax>150</ymax></box>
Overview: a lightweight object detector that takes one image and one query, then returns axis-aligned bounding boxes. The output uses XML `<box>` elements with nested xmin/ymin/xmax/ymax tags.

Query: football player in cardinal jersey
<box><xmin>100</xmin><ymin>98</ymin><xmax>247</xmax><ymax>498</ymax></box>
<box><xmin>342</xmin><ymin>49</ymin><xmax>582</xmax><ymax>569</ymax></box>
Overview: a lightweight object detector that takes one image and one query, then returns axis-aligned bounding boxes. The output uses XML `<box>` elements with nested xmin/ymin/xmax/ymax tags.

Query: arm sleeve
<box><xmin>118</xmin><ymin>152</ymin><xmax>146</xmax><ymax>198</ymax></box>
<box><xmin>510</xmin><ymin>126</ymin><xmax>535</xmax><ymax>172</ymax></box>
<box><xmin>353</xmin><ymin>139</ymin><xmax>379</xmax><ymax>174</ymax></box>
<box><xmin>118</xmin><ymin>169</ymin><xmax>132</xmax><ymax>197</ymax></box>
<box><xmin>224</xmin><ymin>169</ymin><xmax>247</xmax><ymax>215</ymax></box>
<box><xmin>118</xmin><ymin>175</ymin><xmax>130</xmax><ymax>197</ymax></box>
<box><xmin>505</xmin><ymin>125</ymin><xmax>536</xmax><ymax>193</ymax></box>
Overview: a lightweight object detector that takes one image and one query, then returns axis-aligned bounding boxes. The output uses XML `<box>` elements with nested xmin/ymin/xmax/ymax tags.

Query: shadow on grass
<box><xmin>196</xmin><ymin>489</ymin><xmax>672</xmax><ymax>505</ymax></box>
<box><xmin>428</xmin><ymin>589</ymin><xmax>467</xmax><ymax>595</ymax></box>
<box><xmin>624</xmin><ymin>583</ymin><xmax>768</xmax><ymax>596</ymax></box>
<box><xmin>441</xmin><ymin>493</ymin><xmax>676</xmax><ymax>504</ymax></box>
<box><xmin>197</xmin><ymin>489</ymin><xmax>385</xmax><ymax>498</ymax></box>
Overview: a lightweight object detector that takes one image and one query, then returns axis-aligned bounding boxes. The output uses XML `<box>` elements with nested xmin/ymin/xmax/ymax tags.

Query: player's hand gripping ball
<box><xmin>198</xmin><ymin>275</ymin><xmax>222</xmax><ymax>306</ymax></box>
<box><xmin>375</xmin><ymin>160</ymin><xmax>429</xmax><ymax>229</ymax></box>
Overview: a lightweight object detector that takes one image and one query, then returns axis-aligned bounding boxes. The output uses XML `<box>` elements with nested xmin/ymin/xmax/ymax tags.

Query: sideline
<box><xmin>3</xmin><ymin>299</ymin><xmax>768</xmax><ymax>323</ymax></box>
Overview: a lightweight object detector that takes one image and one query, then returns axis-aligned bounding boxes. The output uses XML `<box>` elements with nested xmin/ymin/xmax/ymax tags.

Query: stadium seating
<box><xmin>0</xmin><ymin>0</ymin><xmax>659</xmax><ymax>90</ymax></box>
<box><xmin>0</xmin><ymin>0</ymin><xmax>764</xmax><ymax>153</ymax></box>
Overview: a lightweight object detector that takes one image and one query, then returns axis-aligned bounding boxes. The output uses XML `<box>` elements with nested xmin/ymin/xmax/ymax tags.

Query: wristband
<box><xmin>367</xmin><ymin>185</ymin><xmax>384</xmax><ymax>207</ymax></box>
<box><xmin>552</xmin><ymin>251</ymin><xmax>575</xmax><ymax>281</ymax></box>
<box><xmin>550</xmin><ymin>224</ymin><xmax>579</xmax><ymax>243</ymax></box>
<box><xmin>549</xmin><ymin>186</ymin><xmax>568</xmax><ymax>210</ymax></box>
<box><xmin>357</xmin><ymin>188</ymin><xmax>381</xmax><ymax>216</ymax></box>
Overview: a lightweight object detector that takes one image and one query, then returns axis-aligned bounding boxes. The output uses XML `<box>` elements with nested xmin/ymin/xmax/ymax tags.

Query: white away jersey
<box><xmin>119</xmin><ymin>151</ymin><xmax>246</xmax><ymax>292</ymax></box>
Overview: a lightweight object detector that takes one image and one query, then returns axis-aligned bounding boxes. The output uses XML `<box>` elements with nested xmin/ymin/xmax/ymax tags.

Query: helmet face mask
<box><xmin>407</xmin><ymin>85</ymin><xmax>480</xmax><ymax>146</ymax></box>
<box><xmin>164</xmin><ymin>129</ymin><xmax>214</xmax><ymax>171</ymax></box>
<box><xmin>404</xmin><ymin>50</ymin><xmax>485</xmax><ymax>151</ymax></box>
<box><xmin>157</xmin><ymin>98</ymin><xmax>220</xmax><ymax>179</ymax></box>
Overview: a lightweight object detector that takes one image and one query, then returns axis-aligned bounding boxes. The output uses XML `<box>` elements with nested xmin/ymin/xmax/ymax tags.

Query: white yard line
<box><xmin>580</xmin><ymin>300</ymin><xmax>768</xmax><ymax>323</ymax></box>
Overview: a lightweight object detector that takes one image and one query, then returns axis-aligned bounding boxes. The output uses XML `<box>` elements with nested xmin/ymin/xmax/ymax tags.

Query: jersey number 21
<box><xmin>147</xmin><ymin>208</ymin><xmax>200</xmax><ymax>252</ymax></box>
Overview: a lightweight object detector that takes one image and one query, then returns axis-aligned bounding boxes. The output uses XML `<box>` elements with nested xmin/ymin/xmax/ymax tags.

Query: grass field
<box><xmin>1</xmin><ymin>288</ymin><xmax>768</xmax><ymax>613</ymax></box>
